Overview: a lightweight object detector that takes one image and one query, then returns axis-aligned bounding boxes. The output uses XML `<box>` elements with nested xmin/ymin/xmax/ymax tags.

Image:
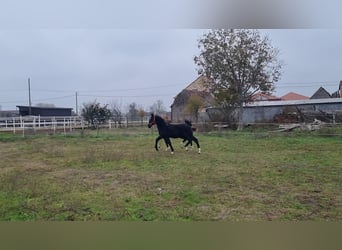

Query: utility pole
<box><xmin>28</xmin><ymin>77</ymin><xmax>32</xmax><ymax>115</ymax></box>
<box><xmin>75</xmin><ymin>91</ymin><xmax>78</xmax><ymax>116</ymax></box>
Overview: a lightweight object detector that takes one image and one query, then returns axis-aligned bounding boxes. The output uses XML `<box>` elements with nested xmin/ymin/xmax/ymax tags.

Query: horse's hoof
<box><xmin>171</xmin><ymin>151</ymin><xmax>174</xmax><ymax>155</ymax></box>
<box><xmin>198</xmin><ymin>148</ymin><xmax>201</xmax><ymax>154</ymax></box>
<box><xmin>185</xmin><ymin>147</ymin><xmax>188</xmax><ymax>151</ymax></box>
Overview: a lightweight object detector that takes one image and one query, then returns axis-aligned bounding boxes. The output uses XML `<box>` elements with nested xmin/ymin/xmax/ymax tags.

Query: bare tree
<box><xmin>36</xmin><ymin>103</ymin><xmax>56</xmax><ymax>108</ymax></box>
<box><xmin>110</xmin><ymin>101</ymin><xmax>124</xmax><ymax>128</ymax></box>
<box><xmin>150</xmin><ymin>99</ymin><xmax>166</xmax><ymax>114</ymax></box>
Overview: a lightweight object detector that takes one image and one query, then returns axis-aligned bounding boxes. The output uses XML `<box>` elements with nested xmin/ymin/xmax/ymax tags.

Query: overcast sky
<box><xmin>0</xmin><ymin>1</ymin><xmax>341</xmax><ymax>112</ymax></box>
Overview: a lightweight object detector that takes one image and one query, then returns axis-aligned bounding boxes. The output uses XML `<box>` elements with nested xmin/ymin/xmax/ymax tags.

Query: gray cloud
<box><xmin>0</xmin><ymin>28</ymin><xmax>341</xmax><ymax>111</ymax></box>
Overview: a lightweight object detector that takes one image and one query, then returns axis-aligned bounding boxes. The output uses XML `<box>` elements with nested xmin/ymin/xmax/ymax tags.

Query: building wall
<box><xmin>17</xmin><ymin>106</ymin><xmax>72</xmax><ymax>116</ymax></box>
<box><xmin>243</xmin><ymin>100</ymin><xmax>342</xmax><ymax>123</ymax></box>
<box><xmin>207</xmin><ymin>98</ymin><xmax>342</xmax><ymax>124</ymax></box>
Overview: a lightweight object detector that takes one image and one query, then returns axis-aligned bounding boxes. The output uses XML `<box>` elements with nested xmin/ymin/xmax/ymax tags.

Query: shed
<box><xmin>16</xmin><ymin>106</ymin><xmax>73</xmax><ymax>116</ymax></box>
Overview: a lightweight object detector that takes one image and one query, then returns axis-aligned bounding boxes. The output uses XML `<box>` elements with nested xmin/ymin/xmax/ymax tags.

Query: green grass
<box><xmin>0</xmin><ymin>128</ymin><xmax>341</xmax><ymax>221</ymax></box>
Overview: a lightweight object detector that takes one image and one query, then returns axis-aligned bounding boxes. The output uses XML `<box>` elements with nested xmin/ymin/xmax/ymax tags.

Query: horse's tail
<box><xmin>184</xmin><ymin>119</ymin><xmax>196</xmax><ymax>131</ymax></box>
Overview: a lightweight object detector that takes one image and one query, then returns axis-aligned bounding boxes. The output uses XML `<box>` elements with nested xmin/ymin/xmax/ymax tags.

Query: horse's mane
<box><xmin>154</xmin><ymin>115</ymin><xmax>167</xmax><ymax>126</ymax></box>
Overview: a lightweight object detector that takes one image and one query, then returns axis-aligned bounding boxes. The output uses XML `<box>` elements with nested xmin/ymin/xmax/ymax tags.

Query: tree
<box><xmin>194</xmin><ymin>29</ymin><xmax>282</xmax><ymax>130</ymax></box>
<box><xmin>127</xmin><ymin>102</ymin><xmax>139</xmax><ymax>121</ymax></box>
<box><xmin>110</xmin><ymin>101</ymin><xmax>124</xmax><ymax>128</ymax></box>
<box><xmin>137</xmin><ymin>108</ymin><xmax>146</xmax><ymax>126</ymax></box>
<box><xmin>81</xmin><ymin>101</ymin><xmax>111</xmax><ymax>130</ymax></box>
<box><xmin>185</xmin><ymin>94</ymin><xmax>204</xmax><ymax>122</ymax></box>
<box><xmin>150</xmin><ymin>100</ymin><xmax>166</xmax><ymax>114</ymax></box>
<box><xmin>36</xmin><ymin>103</ymin><xmax>56</xmax><ymax>108</ymax></box>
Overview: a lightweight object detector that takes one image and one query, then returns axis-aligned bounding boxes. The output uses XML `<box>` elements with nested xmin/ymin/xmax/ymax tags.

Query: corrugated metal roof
<box><xmin>245</xmin><ymin>98</ymin><xmax>342</xmax><ymax>107</ymax></box>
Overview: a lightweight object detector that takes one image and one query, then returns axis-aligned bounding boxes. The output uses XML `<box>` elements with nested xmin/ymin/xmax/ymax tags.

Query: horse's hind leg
<box><xmin>181</xmin><ymin>139</ymin><xmax>192</xmax><ymax>146</ymax></box>
<box><xmin>183</xmin><ymin>139</ymin><xmax>192</xmax><ymax>151</ymax></box>
<box><xmin>192</xmin><ymin>136</ymin><xmax>201</xmax><ymax>154</ymax></box>
<box><xmin>165</xmin><ymin>137</ymin><xmax>174</xmax><ymax>154</ymax></box>
<box><xmin>164</xmin><ymin>138</ymin><xmax>170</xmax><ymax>151</ymax></box>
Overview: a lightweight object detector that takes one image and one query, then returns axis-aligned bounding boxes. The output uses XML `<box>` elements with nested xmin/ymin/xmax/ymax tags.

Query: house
<box><xmin>172</xmin><ymin>76</ymin><xmax>342</xmax><ymax>124</ymax></box>
<box><xmin>16</xmin><ymin>106</ymin><xmax>73</xmax><ymax>116</ymax></box>
<box><xmin>171</xmin><ymin>76</ymin><xmax>214</xmax><ymax>122</ymax></box>
<box><xmin>281</xmin><ymin>92</ymin><xmax>309</xmax><ymax>100</ymax></box>
<box><xmin>0</xmin><ymin>110</ymin><xmax>19</xmax><ymax>118</ymax></box>
<box><xmin>250</xmin><ymin>92</ymin><xmax>281</xmax><ymax>101</ymax></box>
<box><xmin>310</xmin><ymin>87</ymin><xmax>331</xmax><ymax>99</ymax></box>
<box><xmin>331</xmin><ymin>81</ymin><xmax>342</xmax><ymax>98</ymax></box>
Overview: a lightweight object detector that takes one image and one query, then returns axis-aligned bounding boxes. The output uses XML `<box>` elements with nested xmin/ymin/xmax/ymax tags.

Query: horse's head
<box><xmin>148</xmin><ymin>113</ymin><xmax>156</xmax><ymax>128</ymax></box>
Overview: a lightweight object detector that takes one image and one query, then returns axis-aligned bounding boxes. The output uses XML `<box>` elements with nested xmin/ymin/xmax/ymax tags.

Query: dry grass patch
<box><xmin>0</xmin><ymin>129</ymin><xmax>341</xmax><ymax>221</ymax></box>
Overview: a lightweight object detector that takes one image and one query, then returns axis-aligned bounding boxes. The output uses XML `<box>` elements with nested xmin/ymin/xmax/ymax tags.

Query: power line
<box><xmin>77</xmin><ymin>83</ymin><xmax>185</xmax><ymax>93</ymax></box>
<box><xmin>78</xmin><ymin>93</ymin><xmax>175</xmax><ymax>98</ymax></box>
<box><xmin>277</xmin><ymin>80</ymin><xmax>338</xmax><ymax>85</ymax></box>
<box><xmin>276</xmin><ymin>83</ymin><xmax>337</xmax><ymax>88</ymax></box>
<box><xmin>32</xmin><ymin>95</ymin><xmax>75</xmax><ymax>102</ymax></box>
<box><xmin>1</xmin><ymin>80</ymin><xmax>340</xmax><ymax>93</ymax></box>
<box><xmin>1</xmin><ymin>83</ymin><xmax>185</xmax><ymax>93</ymax></box>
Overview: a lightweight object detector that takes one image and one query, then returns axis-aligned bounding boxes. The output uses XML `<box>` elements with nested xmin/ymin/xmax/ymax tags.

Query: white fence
<box><xmin>0</xmin><ymin>116</ymin><xmax>84</xmax><ymax>134</ymax></box>
<box><xmin>0</xmin><ymin>115</ymin><xmax>151</xmax><ymax>134</ymax></box>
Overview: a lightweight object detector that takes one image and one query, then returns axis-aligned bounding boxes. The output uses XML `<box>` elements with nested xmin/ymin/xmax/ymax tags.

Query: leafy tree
<box><xmin>127</xmin><ymin>102</ymin><xmax>139</xmax><ymax>121</ymax></box>
<box><xmin>185</xmin><ymin>94</ymin><xmax>204</xmax><ymax>122</ymax></box>
<box><xmin>194</xmin><ymin>29</ymin><xmax>282</xmax><ymax>130</ymax></box>
<box><xmin>81</xmin><ymin>101</ymin><xmax>111</xmax><ymax>130</ymax></box>
<box><xmin>137</xmin><ymin>108</ymin><xmax>146</xmax><ymax>126</ymax></box>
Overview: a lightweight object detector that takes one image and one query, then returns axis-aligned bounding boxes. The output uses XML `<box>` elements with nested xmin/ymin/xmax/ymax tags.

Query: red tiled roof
<box><xmin>281</xmin><ymin>92</ymin><xmax>309</xmax><ymax>100</ymax></box>
<box><xmin>251</xmin><ymin>92</ymin><xmax>281</xmax><ymax>101</ymax></box>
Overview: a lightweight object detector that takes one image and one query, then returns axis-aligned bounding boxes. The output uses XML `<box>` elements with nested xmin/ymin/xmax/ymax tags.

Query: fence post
<box><xmin>13</xmin><ymin>117</ymin><xmax>16</xmax><ymax>134</ymax></box>
<box><xmin>69</xmin><ymin>117</ymin><xmax>72</xmax><ymax>132</ymax></box>
<box><xmin>33</xmin><ymin>116</ymin><xmax>36</xmax><ymax>132</ymax></box>
<box><xmin>63</xmin><ymin>118</ymin><xmax>66</xmax><ymax>135</ymax></box>
<box><xmin>333</xmin><ymin>112</ymin><xmax>336</xmax><ymax>124</ymax></box>
<box><xmin>53</xmin><ymin>117</ymin><xmax>56</xmax><ymax>134</ymax></box>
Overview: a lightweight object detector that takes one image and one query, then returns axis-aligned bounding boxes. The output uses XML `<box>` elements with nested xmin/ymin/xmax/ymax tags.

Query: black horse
<box><xmin>161</xmin><ymin>119</ymin><xmax>194</xmax><ymax>150</ymax></box>
<box><xmin>147</xmin><ymin>114</ymin><xmax>200</xmax><ymax>154</ymax></box>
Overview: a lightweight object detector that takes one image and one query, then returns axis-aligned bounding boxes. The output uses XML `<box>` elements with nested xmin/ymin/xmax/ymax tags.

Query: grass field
<box><xmin>0</xmin><ymin>127</ymin><xmax>341</xmax><ymax>221</ymax></box>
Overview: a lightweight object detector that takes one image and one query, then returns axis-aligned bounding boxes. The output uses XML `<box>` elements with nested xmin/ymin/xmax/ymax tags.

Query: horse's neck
<box><xmin>155</xmin><ymin>116</ymin><xmax>167</xmax><ymax>128</ymax></box>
